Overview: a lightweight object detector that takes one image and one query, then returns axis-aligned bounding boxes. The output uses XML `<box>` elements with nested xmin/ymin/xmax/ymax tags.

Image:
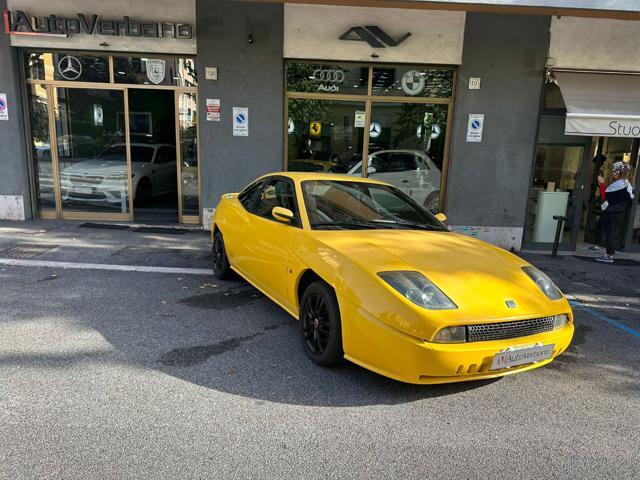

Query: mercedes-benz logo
<box><xmin>369</xmin><ymin>121</ymin><xmax>382</xmax><ymax>138</ymax></box>
<box><xmin>58</xmin><ymin>55</ymin><xmax>82</xmax><ymax>81</ymax></box>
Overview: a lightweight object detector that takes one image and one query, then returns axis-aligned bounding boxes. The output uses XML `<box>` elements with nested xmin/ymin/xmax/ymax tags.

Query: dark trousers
<box><xmin>601</xmin><ymin>212</ymin><xmax>622</xmax><ymax>255</ymax></box>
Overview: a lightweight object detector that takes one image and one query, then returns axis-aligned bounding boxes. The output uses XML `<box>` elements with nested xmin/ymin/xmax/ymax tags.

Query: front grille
<box><xmin>467</xmin><ymin>316</ymin><xmax>555</xmax><ymax>342</ymax></box>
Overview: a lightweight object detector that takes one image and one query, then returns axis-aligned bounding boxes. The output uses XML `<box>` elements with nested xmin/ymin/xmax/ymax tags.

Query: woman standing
<box><xmin>595</xmin><ymin>161</ymin><xmax>635</xmax><ymax>263</ymax></box>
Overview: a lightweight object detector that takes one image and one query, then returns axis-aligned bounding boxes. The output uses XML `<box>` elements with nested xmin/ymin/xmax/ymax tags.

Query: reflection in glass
<box><xmin>178</xmin><ymin>93</ymin><xmax>199</xmax><ymax>216</ymax></box>
<box><xmin>114</xmin><ymin>56</ymin><xmax>197</xmax><ymax>87</ymax></box>
<box><xmin>524</xmin><ymin>146</ymin><xmax>584</xmax><ymax>244</ymax></box>
<box><xmin>25</xmin><ymin>52</ymin><xmax>109</xmax><ymax>83</ymax></box>
<box><xmin>287</xmin><ymin>99</ymin><xmax>366</xmax><ymax>173</ymax></box>
<box><xmin>350</xmin><ymin>103</ymin><xmax>448</xmax><ymax>213</ymax></box>
<box><xmin>26</xmin><ymin>84</ymin><xmax>55</xmax><ymax>211</ymax></box>
<box><xmin>55</xmin><ymin>88</ymin><xmax>129</xmax><ymax>213</ymax></box>
<box><xmin>371</xmin><ymin>67</ymin><xmax>453</xmax><ymax>98</ymax></box>
<box><xmin>286</xmin><ymin>62</ymin><xmax>369</xmax><ymax>96</ymax></box>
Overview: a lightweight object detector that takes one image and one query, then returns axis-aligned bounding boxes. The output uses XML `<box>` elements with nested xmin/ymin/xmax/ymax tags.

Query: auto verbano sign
<box><xmin>2</xmin><ymin>9</ymin><xmax>193</xmax><ymax>39</ymax></box>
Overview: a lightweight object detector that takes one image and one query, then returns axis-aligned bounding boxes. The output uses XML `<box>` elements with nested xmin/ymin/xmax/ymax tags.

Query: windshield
<box><xmin>302</xmin><ymin>180</ymin><xmax>448</xmax><ymax>231</ymax></box>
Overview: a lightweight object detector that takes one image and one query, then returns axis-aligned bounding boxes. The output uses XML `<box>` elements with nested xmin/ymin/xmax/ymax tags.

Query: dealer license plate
<box><xmin>490</xmin><ymin>344</ymin><xmax>554</xmax><ymax>370</ymax></box>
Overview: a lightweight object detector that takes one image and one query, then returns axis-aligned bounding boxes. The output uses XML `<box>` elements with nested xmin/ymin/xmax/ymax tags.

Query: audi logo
<box><xmin>313</xmin><ymin>69</ymin><xmax>345</xmax><ymax>83</ymax></box>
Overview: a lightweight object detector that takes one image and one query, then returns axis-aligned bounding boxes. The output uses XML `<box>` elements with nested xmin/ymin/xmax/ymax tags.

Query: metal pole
<box><xmin>552</xmin><ymin>215</ymin><xmax>565</xmax><ymax>258</ymax></box>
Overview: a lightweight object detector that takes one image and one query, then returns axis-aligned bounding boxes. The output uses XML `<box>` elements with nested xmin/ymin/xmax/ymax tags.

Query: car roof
<box><xmin>256</xmin><ymin>172</ymin><xmax>390</xmax><ymax>186</ymax></box>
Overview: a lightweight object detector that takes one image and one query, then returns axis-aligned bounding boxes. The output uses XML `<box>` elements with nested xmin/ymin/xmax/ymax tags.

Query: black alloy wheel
<box><xmin>212</xmin><ymin>230</ymin><xmax>231</xmax><ymax>280</ymax></box>
<box><xmin>299</xmin><ymin>281</ymin><xmax>344</xmax><ymax>366</ymax></box>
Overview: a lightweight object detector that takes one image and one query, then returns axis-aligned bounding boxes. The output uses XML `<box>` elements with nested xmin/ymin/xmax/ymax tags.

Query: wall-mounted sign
<box><xmin>233</xmin><ymin>107</ymin><xmax>248</xmax><ymax>137</ymax></box>
<box><xmin>0</xmin><ymin>94</ymin><xmax>8</xmax><ymax>121</ymax></box>
<box><xmin>206</xmin><ymin>99</ymin><xmax>220</xmax><ymax>122</ymax></box>
<box><xmin>205</xmin><ymin>67</ymin><xmax>218</xmax><ymax>81</ymax></box>
<box><xmin>145</xmin><ymin>59</ymin><xmax>165</xmax><ymax>84</ymax></box>
<box><xmin>354</xmin><ymin>111</ymin><xmax>366</xmax><ymax>128</ymax></box>
<box><xmin>466</xmin><ymin>114</ymin><xmax>484</xmax><ymax>143</ymax></box>
<box><xmin>469</xmin><ymin>77</ymin><xmax>481</xmax><ymax>90</ymax></box>
<box><xmin>339</xmin><ymin>26</ymin><xmax>411</xmax><ymax>48</ymax></box>
<box><xmin>3</xmin><ymin>10</ymin><xmax>193</xmax><ymax>39</ymax></box>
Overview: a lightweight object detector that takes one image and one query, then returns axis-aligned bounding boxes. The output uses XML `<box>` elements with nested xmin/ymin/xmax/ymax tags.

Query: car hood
<box><xmin>61</xmin><ymin>159</ymin><xmax>128</xmax><ymax>177</ymax></box>
<box><xmin>313</xmin><ymin>229</ymin><xmax>565</xmax><ymax>321</ymax></box>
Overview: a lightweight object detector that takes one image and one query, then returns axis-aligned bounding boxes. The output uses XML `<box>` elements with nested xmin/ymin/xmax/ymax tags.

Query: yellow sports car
<box><xmin>212</xmin><ymin>172</ymin><xmax>574</xmax><ymax>384</ymax></box>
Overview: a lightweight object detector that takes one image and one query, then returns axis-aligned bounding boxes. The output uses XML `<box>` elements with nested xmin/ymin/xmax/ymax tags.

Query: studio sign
<box><xmin>312</xmin><ymin>69</ymin><xmax>344</xmax><ymax>93</ymax></box>
<box><xmin>3</xmin><ymin>10</ymin><xmax>193</xmax><ymax>40</ymax></box>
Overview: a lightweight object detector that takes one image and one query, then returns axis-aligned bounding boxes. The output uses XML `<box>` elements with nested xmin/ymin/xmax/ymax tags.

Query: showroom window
<box><xmin>285</xmin><ymin>61</ymin><xmax>456</xmax><ymax>213</ymax></box>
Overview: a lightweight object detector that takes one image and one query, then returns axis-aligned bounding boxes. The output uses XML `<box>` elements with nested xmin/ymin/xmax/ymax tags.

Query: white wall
<box><xmin>7</xmin><ymin>0</ymin><xmax>196</xmax><ymax>54</ymax></box>
<box><xmin>284</xmin><ymin>4</ymin><xmax>465</xmax><ymax>64</ymax></box>
<box><xmin>549</xmin><ymin>16</ymin><xmax>640</xmax><ymax>71</ymax></box>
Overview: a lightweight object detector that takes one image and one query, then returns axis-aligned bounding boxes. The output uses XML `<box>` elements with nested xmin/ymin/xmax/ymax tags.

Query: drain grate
<box><xmin>80</xmin><ymin>222</ymin><xmax>130</xmax><ymax>230</ymax></box>
<box><xmin>0</xmin><ymin>244</ymin><xmax>57</xmax><ymax>259</ymax></box>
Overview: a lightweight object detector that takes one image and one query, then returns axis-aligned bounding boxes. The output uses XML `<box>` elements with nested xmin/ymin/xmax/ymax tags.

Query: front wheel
<box><xmin>299</xmin><ymin>281</ymin><xmax>344</xmax><ymax>366</ymax></box>
<box><xmin>212</xmin><ymin>230</ymin><xmax>231</xmax><ymax>280</ymax></box>
<box><xmin>424</xmin><ymin>191</ymin><xmax>440</xmax><ymax>214</ymax></box>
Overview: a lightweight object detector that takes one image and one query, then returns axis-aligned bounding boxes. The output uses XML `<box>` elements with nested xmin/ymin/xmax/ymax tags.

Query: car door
<box><xmin>369</xmin><ymin>152</ymin><xmax>413</xmax><ymax>195</ymax></box>
<box><xmin>153</xmin><ymin>146</ymin><xmax>178</xmax><ymax>194</ymax></box>
<box><xmin>240</xmin><ymin>177</ymin><xmax>301</xmax><ymax>309</ymax></box>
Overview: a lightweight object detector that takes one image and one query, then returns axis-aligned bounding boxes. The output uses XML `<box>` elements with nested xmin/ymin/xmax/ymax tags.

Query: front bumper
<box><xmin>342</xmin><ymin>306</ymin><xmax>574</xmax><ymax>385</ymax></box>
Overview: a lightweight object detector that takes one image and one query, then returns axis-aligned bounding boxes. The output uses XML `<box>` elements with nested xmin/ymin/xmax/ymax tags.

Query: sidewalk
<box><xmin>0</xmin><ymin>219</ymin><xmax>212</xmax><ymax>270</ymax></box>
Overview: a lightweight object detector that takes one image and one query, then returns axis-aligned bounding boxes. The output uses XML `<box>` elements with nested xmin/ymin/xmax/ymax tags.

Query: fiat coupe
<box><xmin>211</xmin><ymin>172</ymin><xmax>574</xmax><ymax>384</ymax></box>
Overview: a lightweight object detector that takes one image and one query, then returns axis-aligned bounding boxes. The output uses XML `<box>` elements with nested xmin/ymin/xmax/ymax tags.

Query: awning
<box><xmin>555</xmin><ymin>71</ymin><xmax>640</xmax><ymax>137</ymax></box>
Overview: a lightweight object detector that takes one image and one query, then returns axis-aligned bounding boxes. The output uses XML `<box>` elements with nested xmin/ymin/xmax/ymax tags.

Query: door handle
<box><xmin>401</xmin><ymin>180</ymin><xmax>409</xmax><ymax>183</ymax></box>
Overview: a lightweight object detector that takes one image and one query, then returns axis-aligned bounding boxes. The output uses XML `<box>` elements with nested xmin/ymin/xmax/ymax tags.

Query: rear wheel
<box><xmin>424</xmin><ymin>191</ymin><xmax>440</xmax><ymax>214</ymax></box>
<box><xmin>212</xmin><ymin>230</ymin><xmax>231</xmax><ymax>280</ymax></box>
<box><xmin>299</xmin><ymin>281</ymin><xmax>344</xmax><ymax>366</ymax></box>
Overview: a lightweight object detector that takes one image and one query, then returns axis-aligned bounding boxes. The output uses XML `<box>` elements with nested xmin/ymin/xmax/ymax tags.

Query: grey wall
<box><xmin>196</xmin><ymin>0</ymin><xmax>283</xmax><ymax>214</ymax></box>
<box><xmin>0</xmin><ymin>0</ymin><xmax>31</xmax><ymax>219</ymax></box>
<box><xmin>445</xmin><ymin>12</ymin><xmax>549</xmax><ymax>228</ymax></box>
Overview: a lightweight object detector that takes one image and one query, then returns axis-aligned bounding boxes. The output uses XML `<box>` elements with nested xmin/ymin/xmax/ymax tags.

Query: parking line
<box><xmin>0</xmin><ymin>258</ymin><xmax>213</xmax><ymax>276</ymax></box>
<box><xmin>570</xmin><ymin>300</ymin><xmax>640</xmax><ymax>339</ymax></box>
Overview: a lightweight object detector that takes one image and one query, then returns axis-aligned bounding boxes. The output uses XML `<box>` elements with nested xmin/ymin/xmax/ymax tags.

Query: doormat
<box><xmin>0</xmin><ymin>244</ymin><xmax>57</xmax><ymax>259</ymax></box>
<box><xmin>573</xmin><ymin>255</ymin><xmax>640</xmax><ymax>267</ymax></box>
<box><xmin>80</xmin><ymin>223</ymin><xmax>130</xmax><ymax>230</ymax></box>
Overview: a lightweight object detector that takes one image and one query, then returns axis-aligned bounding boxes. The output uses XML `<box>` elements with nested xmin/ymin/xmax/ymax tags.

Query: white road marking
<box><xmin>0</xmin><ymin>258</ymin><xmax>213</xmax><ymax>275</ymax></box>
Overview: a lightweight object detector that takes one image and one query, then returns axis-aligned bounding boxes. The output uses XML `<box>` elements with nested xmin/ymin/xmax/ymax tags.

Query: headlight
<box><xmin>378</xmin><ymin>271</ymin><xmax>457</xmax><ymax>310</ymax></box>
<box><xmin>522</xmin><ymin>266</ymin><xmax>563</xmax><ymax>300</ymax></box>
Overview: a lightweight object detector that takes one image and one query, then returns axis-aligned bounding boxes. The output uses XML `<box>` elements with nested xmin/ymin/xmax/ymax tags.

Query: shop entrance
<box><xmin>128</xmin><ymin>89</ymin><xmax>178</xmax><ymax>223</ymax></box>
<box><xmin>23</xmin><ymin>51</ymin><xmax>200</xmax><ymax>224</ymax></box>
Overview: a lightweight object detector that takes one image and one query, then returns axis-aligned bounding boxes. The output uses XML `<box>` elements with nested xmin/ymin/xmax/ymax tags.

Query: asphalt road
<box><xmin>0</xmin><ymin>225</ymin><xmax>639</xmax><ymax>478</ymax></box>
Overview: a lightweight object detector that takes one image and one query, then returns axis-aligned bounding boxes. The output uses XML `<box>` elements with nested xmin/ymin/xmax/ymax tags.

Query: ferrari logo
<box><xmin>310</xmin><ymin>121</ymin><xmax>322</xmax><ymax>137</ymax></box>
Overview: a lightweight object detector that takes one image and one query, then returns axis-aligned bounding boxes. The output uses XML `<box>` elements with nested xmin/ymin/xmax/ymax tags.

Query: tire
<box><xmin>424</xmin><ymin>191</ymin><xmax>440</xmax><ymax>214</ymax></box>
<box><xmin>135</xmin><ymin>179</ymin><xmax>152</xmax><ymax>207</ymax></box>
<box><xmin>299</xmin><ymin>281</ymin><xmax>344</xmax><ymax>366</ymax></box>
<box><xmin>212</xmin><ymin>230</ymin><xmax>231</xmax><ymax>280</ymax></box>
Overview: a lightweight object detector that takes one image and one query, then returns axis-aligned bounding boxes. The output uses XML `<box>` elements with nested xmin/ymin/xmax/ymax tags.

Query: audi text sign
<box><xmin>2</xmin><ymin>10</ymin><xmax>193</xmax><ymax>40</ymax></box>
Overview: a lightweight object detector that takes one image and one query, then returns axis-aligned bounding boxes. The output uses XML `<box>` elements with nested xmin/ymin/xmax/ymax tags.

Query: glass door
<box><xmin>177</xmin><ymin>92</ymin><xmax>200</xmax><ymax>223</ymax></box>
<box><xmin>53</xmin><ymin>86</ymin><xmax>131</xmax><ymax>220</ymax></box>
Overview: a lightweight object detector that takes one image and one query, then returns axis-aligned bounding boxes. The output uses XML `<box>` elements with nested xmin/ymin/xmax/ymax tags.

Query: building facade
<box><xmin>1</xmin><ymin>0</ymin><xmax>639</xmax><ymax>252</ymax></box>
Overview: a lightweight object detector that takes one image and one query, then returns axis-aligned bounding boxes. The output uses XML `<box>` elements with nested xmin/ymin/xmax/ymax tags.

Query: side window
<box><xmin>239</xmin><ymin>180</ymin><xmax>263</xmax><ymax>210</ymax></box>
<box><xmin>387</xmin><ymin>153</ymin><xmax>417</xmax><ymax>172</ymax></box>
<box><xmin>252</xmin><ymin>179</ymin><xmax>297</xmax><ymax>221</ymax></box>
<box><xmin>370</xmin><ymin>152</ymin><xmax>390</xmax><ymax>173</ymax></box>
<box><xmin>156</xmin><ymin>146</ymin><xmax>176</xmax><ymax>164</ymax></box>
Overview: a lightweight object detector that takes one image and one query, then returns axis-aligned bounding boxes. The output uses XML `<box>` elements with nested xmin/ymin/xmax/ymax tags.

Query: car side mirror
<box><xmin>367</xmin><ymin>166</ymin><xmax>377</xmax><ymax>174</ymax></box>
<box><xmin>435</xmin><ymin>213</ymin><xmax>447</xmax><ymax>223</ymax></box>
<box><xmin>272</xmin><ymin>206</ymin><xmax>295</xmax><ymax>223</ymax></box>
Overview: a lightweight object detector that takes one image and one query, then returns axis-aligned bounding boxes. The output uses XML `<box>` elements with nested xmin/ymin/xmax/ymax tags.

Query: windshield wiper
<box><xmin>311</xmin><ymin>221</ymin><xmax>394</xmax><ymax>230</ymax></box>
<box><xmin>368</xmin><ymin>219</ymin><xmax>442</xmax><ymax>231</ymax></box>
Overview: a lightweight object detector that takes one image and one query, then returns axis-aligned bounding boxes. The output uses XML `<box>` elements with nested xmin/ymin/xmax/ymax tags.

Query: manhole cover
<box><xmin>0</xmin><ymin>244</ymin><xmax>57</xmax><ymax>259</ymax></box>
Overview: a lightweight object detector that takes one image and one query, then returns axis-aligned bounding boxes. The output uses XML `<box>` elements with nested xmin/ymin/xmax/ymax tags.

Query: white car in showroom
<box><xmin>348</xmin><ymin>149</ymin><xmax>442</xmax><ymax>212</ymax></box>
<box><xmin>60</xmin><ymin>143</ymin><xmax>177</xmax><ymax>207</ymax></box>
